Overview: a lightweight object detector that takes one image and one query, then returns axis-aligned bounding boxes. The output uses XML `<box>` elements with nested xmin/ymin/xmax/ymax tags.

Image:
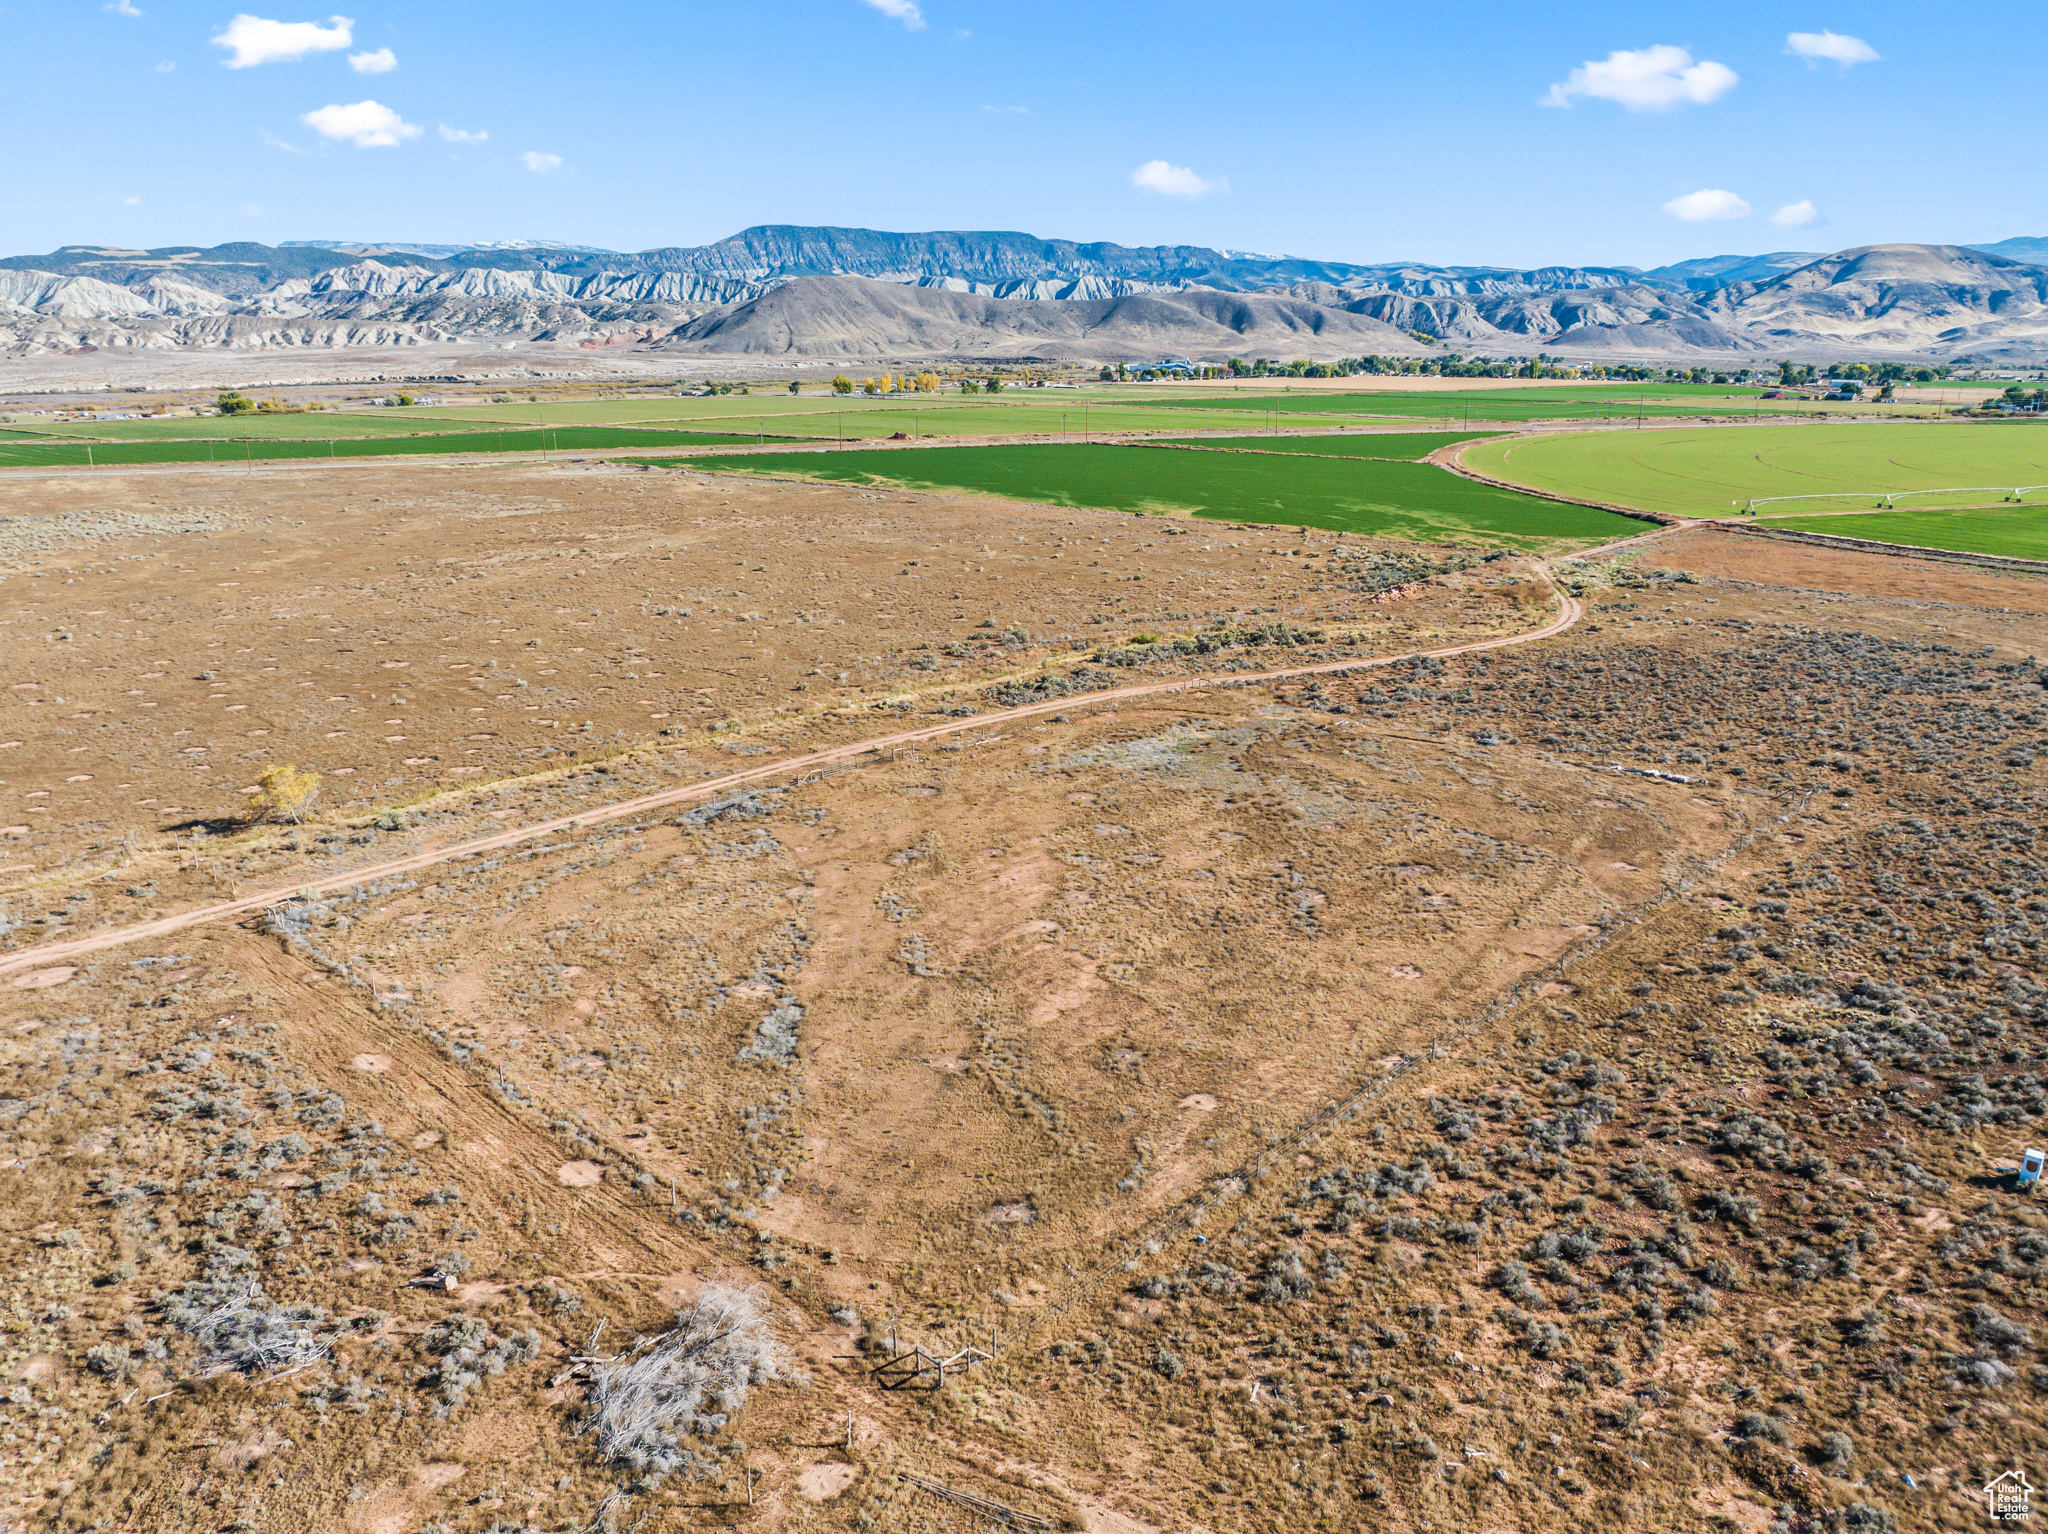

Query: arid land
<box><xmin>0</xmin><ymin>453</ymin><xmax>2043</xmax><ymax>1534</ymax></box>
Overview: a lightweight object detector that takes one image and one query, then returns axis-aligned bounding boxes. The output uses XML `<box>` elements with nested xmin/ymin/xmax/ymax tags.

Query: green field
<box><xmin>1112</xmin><ymin>385</ymin><xmax>1790</xmax><ymax>424</ymax></box>
<box><xmin>1762</xmin><ymin>504</ymin><xmax>2048</xmax><ymax>562</ymax></box>
<box><xmin>0</xmin><ymin>382</ymin><xmax>1939</xmax><ymax>478</ymax></box>
<box><xmin>656</xmin><ymin>443</ymin><xmax>1650</xmax><ymax>549</ymax></box>
<box><xmin>0</xmin><ymin>426</ymin><xmax>815</xmax><ymax>470</ymax></box>
<box><xmin>1154</xmin><ymin>431</ymin><xmax>1501</xmax><ymax>459</ymax></box>
<box><xmin>21</xmin><ymin>412</ymin><xmax>457</xmax><ymax>440</ymax></box>
<box><xmin>1463</xmin><ymin>422</ymin><xmax>2048</xmax><ymax>517</ymax></box>
<box><xmin>400</xmin><ymin>395</ymin><xmax>1210</xmax><ymax>436</ymax></box>
<box><xmin>0</xmin><ymin>384</ymin><xmax>1827</xmax><ymax>464</ymax></box>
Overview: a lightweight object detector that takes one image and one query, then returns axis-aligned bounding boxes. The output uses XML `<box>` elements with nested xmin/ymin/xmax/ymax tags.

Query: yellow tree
<box><xmin>915</xmin><ymin>372</ymin><xmax>939</xmax><ymax>392</ymax></box>
<box><xmin>246</xmin><ymin>764</ymin><xmax>320</xmax><ymax>824</ymax></box>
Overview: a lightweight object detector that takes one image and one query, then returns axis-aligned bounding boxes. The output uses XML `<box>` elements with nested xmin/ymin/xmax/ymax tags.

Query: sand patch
<box><xmin>12</xmin><ymin>967</ymin><xmax>76</xmax><ymax>989</ymax></box>
<box><xmin>797</xmin><ymin>1463</ymin><xmax>860</xmax><ymax>1501</ymax></box>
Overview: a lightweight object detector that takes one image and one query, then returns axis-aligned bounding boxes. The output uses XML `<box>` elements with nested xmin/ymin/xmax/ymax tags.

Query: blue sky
<box><xmin>6</xmin><ymin>0</ymin><xmax>2042</xmax><ymax>268</ymax></box>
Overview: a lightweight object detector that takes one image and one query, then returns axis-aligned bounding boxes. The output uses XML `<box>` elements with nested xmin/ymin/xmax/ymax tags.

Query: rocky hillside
<box><xmin>3</xmin><ymin>231</ymin><xmax>2045</xmax><ymax>363</ymax></box>
<box><xmin>1707</xmin><ymin>244</ymin><xmax>2048</xmax><ymax>358</ymax></box>
<box><xmin>1641</xmin><ymin>251</ymin><xmax>1827</xmax><ymax>292</ymax></box>
<box><xmin>659</xmin><ymin>274</ymin><xmax>1423</xmax><ymax>359</ymax></box>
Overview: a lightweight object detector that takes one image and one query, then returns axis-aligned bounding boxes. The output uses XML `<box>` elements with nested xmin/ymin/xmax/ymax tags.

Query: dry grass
<box><xmin>588</xmin><ymin>1283</ymin><xmax>793</xmax><ymax>1481</ymax></box>
<box><xmin>0</xmin><ymin>461</ymin><xmax>2041</xmax><ymax>1534</ymax></box>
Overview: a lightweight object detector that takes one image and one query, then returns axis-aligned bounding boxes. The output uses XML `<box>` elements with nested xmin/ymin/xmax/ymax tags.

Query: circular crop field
<box><xmin>1462</xmin><ymin>422</ymin><xmax>2048</xmax><ymax>518</ymax></box>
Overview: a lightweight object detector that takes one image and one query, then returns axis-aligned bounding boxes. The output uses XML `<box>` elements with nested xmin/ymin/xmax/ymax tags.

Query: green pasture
<box><xmin>1114</xmin><ymin>387</ymin><xmax>1792</xmax><ymax>424</ymax></box>
<box><xmin>0</xmin><ymin>426</ymin><xmax>815</xmax><ymax>470</ymax></box>
<box><xmin>399</xmin><ymin>397</ymin><xmax>828</xmax><ymax>427</ymax></box>
<box><xmin>25</xmin><ymin>412</ymin><xmax>449</xmax><ymax>440</ymax></box>
<box><xmin>653</xmin><ymin>443</ymin><xmax>1648</xmax><ymax>549</ymax></box>
<box><xmin>1760</xmin><ymin>504</ymin><xmax>2048</xmax><ymax>563</ymax></box>
<box><xmin>1142</xmin><ymin>382</ymin><xmax>1770</xmax><ymax>404</ymax></box>
<box><xmin>1154</xmin><ymin>431</ymin><xmax>1502</xmax><ymax>460</ymax></box>
<box><xmin>399</xmin><ymin>394</ymin><xmax>1130</xmax><ymax>432</ymax></box>
<box><xmin>396</xmin><ymin>395</ymin><xmax>1178</xmax><ymax>437</ymax></box>
<box><xmin>731</xmin><ymin>401</ymin><xmax>1229</xmax><ymax>438</ymax></box>
<box><xmin>376</xmin><ymin>386</ymin><xmax>1783</xmax><ymax>435</ymax></box>
<box><xmin>1463</xmin><ymin>423</ymin><xmax>2048</xmax><ymax>517</ymax></box>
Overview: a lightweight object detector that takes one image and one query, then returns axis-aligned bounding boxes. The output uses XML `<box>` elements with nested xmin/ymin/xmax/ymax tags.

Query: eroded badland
<box><xmin>0</xmin><ymin>459</ymin><xmax>2043</xmax><ymax>1534</ymax></box>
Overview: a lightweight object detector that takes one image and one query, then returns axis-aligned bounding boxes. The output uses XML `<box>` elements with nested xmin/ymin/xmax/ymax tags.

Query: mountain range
<box><xmin>4</xmin><ymin>227</ymin><xmax>2046</xmax><ymax>366</ymax></box>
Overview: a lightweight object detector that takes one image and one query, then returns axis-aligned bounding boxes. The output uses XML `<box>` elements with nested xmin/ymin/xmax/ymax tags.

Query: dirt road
<box><xmin>0</xmin><ymin>570</ymin><xmax>1587</xmax><ymax>977</ymax></box>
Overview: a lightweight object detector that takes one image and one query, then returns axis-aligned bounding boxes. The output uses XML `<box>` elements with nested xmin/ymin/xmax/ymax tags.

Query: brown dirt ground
<box><xmin>1655</xmin><ymin>524</ymin><xmax>2048</xmax><ymax>615</ymax></box>
<box><xmin>0</xmin><ymin>458</ymin><xmax>1515</xmax><ymax>882</ymax></box>
<box><xmin>0</xmin><ymin>457</ymin><xmax>2042</xmax><ymax>1534</ymax></box>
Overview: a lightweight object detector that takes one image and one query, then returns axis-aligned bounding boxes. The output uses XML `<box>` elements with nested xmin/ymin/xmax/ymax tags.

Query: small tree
<box><xmin>984</xmin><ymin>376</ymin><xmax>1003</xmax><ymax>394</ymax></box>
<box><xmin>216</xmin><ymin>391</ymin><xmax>256</xmax><ymax>415</ymax></box>
<box><xmin>914</xmin><ymin>371</ymin><xmax>939</xmax><ymax>392</ymax></box>
<box><xmin>1098</xmin><ymin>365</ymin><xmax>1115</xmax><ymax>382</ymax></box>
<box><xmin>960</xmin><ymin>378</ymin><xmax>980</xmax><ymax>394</ymax></box>
<box><xmin>830</xmin><ymin>374</ymin><xmax>854</xmax><ymax>395</ymax></box>
<box><xmin>246</xmin><ymin>764</ymin><xmax>320</xmax><ymax>824</ymax></box>
<box><xmin>787</xmin><ymin>379</ymin><xmax>801</xmax><ymax>395</ymax></box>
<box><xmin>394</xmin><ymin>391</ymin><xmax>416</xmax><ymax>406</ymax></box>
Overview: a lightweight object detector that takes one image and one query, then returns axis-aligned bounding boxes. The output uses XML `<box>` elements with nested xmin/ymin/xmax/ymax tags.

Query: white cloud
<box><xmin>522</xmin><ymin>150</ymin><xmax>563</xmax><ymax>173</ymax></box>
<box><xmin>1772</xmin><ymin>199</ymin><xmax>1820</xmax><ymax>227</ymax></box>
<box><xmin>348</xmin><ymin>46</ymin><xmax>396</xmax><ymax>73</ymax></box>
<box><xmin>213</xmin><ymin>14</ymin><xmax>354</xmax><ymax>68</ymax></box>
<box><xmin>982</xmin><ymin>103</ymin><xmax>1028</xmax><ymax>114</ymax></box>
<box><xmin>1543</xmin><ymin>45</ymin><xmax>1738</xmax><ymax>111</ymax></box>
<box><xmin>153</xmin><ymin>59</ymin><xmax>177</xmax><ymax>72</ymax></box>
<box><xmin>124</xmin><ymin>195</ymin><xmax>142</xmax><ymax>206</ymax></box>
<box><xmin>106</xmin><ymin>0</ymin><xmax>143</xmax><ymax>17</ymax></box>
<box><xmin>1663</xmin><ymin>188</ymin><xmax>1751</xmax><ymax>222</ymax></box>
<box><xmin>1787</xmin><ymin>30</ymin><xmax>1879</xmax><ymax>67</ymax></box>
<box><xmin>858</xmin><ymin>0</ymin><xmax>926</xmax><ymax>30</ymax></box>
<box><xmin>1132</xmin><ymin>159</ymin><xmax>1226</xmax><ymax>198</ymax></box>
<box><xmin>439</xmin><ymin>124</ymin><xmax>488</xmax><ymax>144</ymax></box>
<box><xmin>301</xmin><ymin>99</ymin><xmax>421</xmax><ymax>148</ymax></box>
<box><xmin>261</xmin><ymin>129</ymin><xmax>307</xmax><ymax>153</ymax></box>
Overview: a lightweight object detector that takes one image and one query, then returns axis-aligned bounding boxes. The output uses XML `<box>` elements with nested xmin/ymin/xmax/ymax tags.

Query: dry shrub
<box><xmin>246</xmin><ymin>763</ymin><xmax>321</xmax><ymax>824</ymax></box>
<box><xmin>588</xmin><ymin>1283</ymin><xmax>792</xmax><ymax>1481</ymax></box>
<box><xmin>177</xmin><ymin>1280</ymin><xmax>330</xmax><ymax>1379</ymax></box>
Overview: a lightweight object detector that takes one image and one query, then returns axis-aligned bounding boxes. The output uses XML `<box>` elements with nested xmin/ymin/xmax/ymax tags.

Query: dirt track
<box><xmin>0</xmin><ymin>569</ymin><xmax>1584</xmax><ymax>976</ymax></box>
<box><xmin>10</xmin><ymin>453</ymin><xmax>2044</xmax><ymax>1534</ymax></box>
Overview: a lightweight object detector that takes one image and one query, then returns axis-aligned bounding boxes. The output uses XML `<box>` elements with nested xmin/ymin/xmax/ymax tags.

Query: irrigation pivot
<box><xmin>1736</xmin><ymin>483</ymin><xmax>2048</xmax><ymax>515</ymax></box>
